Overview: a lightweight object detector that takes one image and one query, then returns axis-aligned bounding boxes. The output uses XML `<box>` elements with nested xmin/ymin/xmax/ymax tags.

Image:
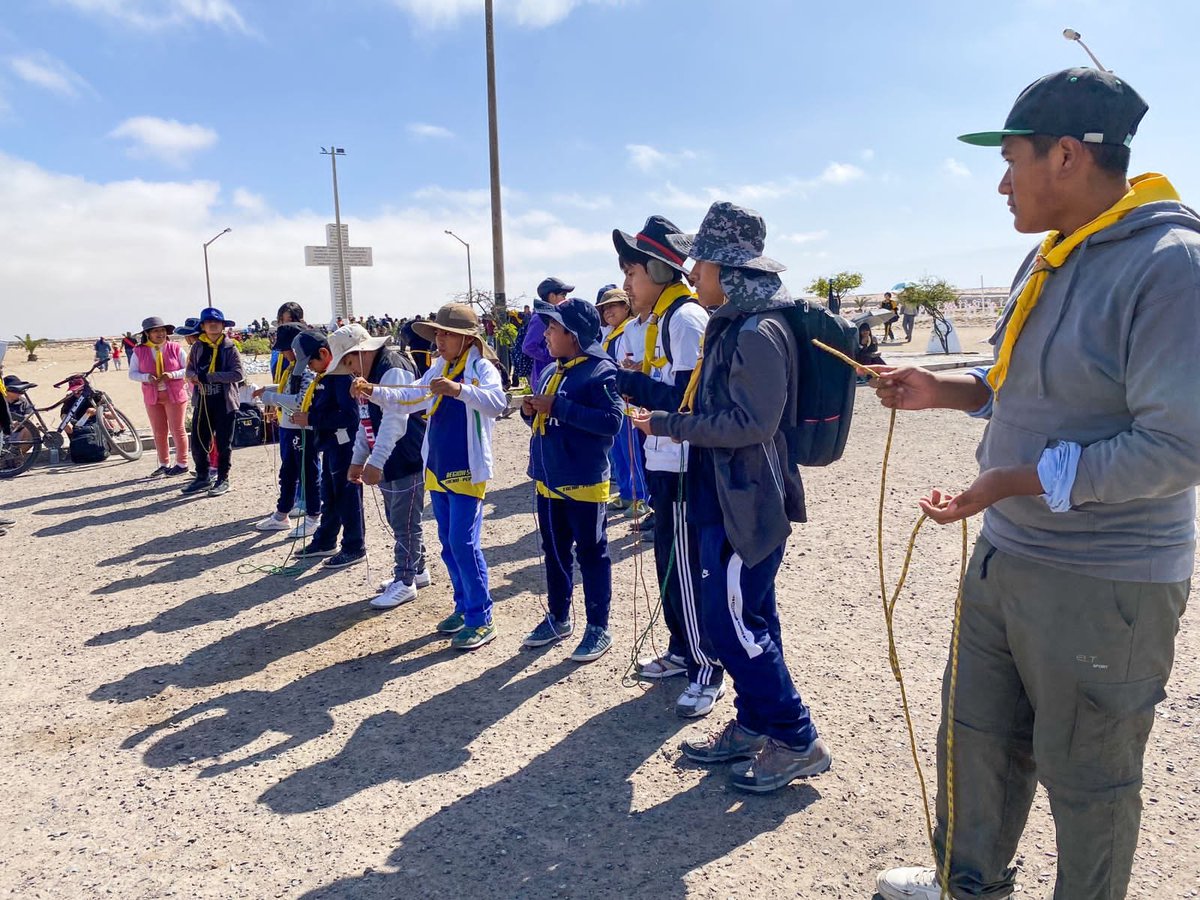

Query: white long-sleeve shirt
<box><xmin>352</xmin><ymin>364</ymin><xmax>413</xmax><ymax>470</ymax></box>
<box><xmin>129</xmin><ymin>349</ymin><xmax>187</xmax><ymax>388</ymax></box>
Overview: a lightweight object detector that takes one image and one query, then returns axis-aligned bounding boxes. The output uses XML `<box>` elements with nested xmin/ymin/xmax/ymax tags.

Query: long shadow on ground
<box><xmin>90</xmin><ymin>598</ymin><xmax>378</xmax><ymax>702</ymax></box>
<box><xmin>260</xmin><ymin>652</ymin><xmax>573</xmax><ymax>813</ymax></box>
<box><xmin>121</xmin><ymin>631</ymin><xmax>449</xmax><ymax>776</ymax></box>
<box><xmin>0</xmin><ymin>474</ymin><xmax>147</xmax><ymax>511</ymax></box>
<box><xmin>86</xmin><ymin>561</ymin><xmax>335</xmax><ymax>646</ymax></box>
<box><xmin>302</xmin><ymin>693</ymin><xmax>820</xmax><ymax>899</ymax></box>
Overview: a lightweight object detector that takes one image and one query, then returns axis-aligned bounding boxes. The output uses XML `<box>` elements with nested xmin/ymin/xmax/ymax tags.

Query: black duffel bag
<box><xmin>69</xmin><ymin>422</ymin><xmax>110</xmax><ymax>463</ymax></box>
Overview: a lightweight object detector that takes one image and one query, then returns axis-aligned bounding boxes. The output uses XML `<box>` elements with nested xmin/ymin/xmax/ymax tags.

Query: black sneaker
<box><xmin>165</xmin><ymin>464</ymin><xmax>188</xmax><ymax>477</ymax></box>
<box><xmin>207</xmin><ymin>479</ymin><xmax>231</xmax><ymax>497</ymax></box>
<box><xmin>148</xmin><ymin>465</ymin><xmax>169</xmax><ymax>477</ymax></box>
<box><xmin>324</xmin><ymin>549</ymin><xmax>366</xmax><ymax>569</ymax></box>
<box><xmin>296</xmin><ymin>542</ymin><xmax>336</xmax><ymax>558</ymax></box>
<box><xmin>180</xmin><ymin>478</ymin><xmax>210</xmax><ymax>495</ymax></box>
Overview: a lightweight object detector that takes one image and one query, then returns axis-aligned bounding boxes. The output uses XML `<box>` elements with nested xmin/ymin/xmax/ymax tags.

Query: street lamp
<box><xmin>320</xmin><ymin>146</ymin><xmax>349</xmax><ymax>318</ymax></box>
<box><xmin>444</xmin><ymin>230</ymin><xmax>474</xmax><ymax>303</ymax></box>
<box><xmin>1063</xmin><ymin>28</ymin><xmax>1109</xmax><ymax>71</ymax></box>
<box><xmin>203</xmin><ymin>227</ymin><xmax>232</xmax><ymax>306</ymax></box>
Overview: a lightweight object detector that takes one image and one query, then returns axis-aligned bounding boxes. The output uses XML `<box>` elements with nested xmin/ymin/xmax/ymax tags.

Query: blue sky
<box><xmin>3</xmin><ymin>0</ymin><xmax>1199</xmax><ymax>337</ymax></box>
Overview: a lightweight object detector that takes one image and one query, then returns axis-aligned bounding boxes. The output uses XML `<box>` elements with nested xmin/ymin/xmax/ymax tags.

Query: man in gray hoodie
<box><xmin>633</xmin><ymin>202</ymin><xmax>831</xmax><ymax>794</ymax></box>
<box><xmin>875</xmin><ymin>69</ymin><xmax>1198</xmax><ymax>899</ymax></box>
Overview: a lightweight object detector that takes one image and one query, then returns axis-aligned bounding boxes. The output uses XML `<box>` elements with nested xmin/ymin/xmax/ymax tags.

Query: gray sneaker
<box><xmin>729</xmin><ymin>736</ymin><xmax>832</xmax><ymax>793</ymax></box>
<box><xmin>522</xmin><ymin>615</ymin><xmax>573</xmax><ymax>648</ymax></box>
<box><xmin>675</xmin><ymin>680</ymin><xmax>726</xmax><ymax>718</ymax></box>
<box><xmin>568</xmin><ymin>625</ymin><xmax>612</xmax><ymax>662</ymax></box>
<box><xmin>681</xmin><ymin>718</ymin><xmax>766</xmax><ymax>764</ymax></box>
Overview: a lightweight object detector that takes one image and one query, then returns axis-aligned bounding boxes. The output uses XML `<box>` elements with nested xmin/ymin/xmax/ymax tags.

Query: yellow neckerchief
<box><xmin>300</xmin><ymin>371</ymin><xmax>325</xmax><ymax>412</ymax></box>
<box><xmin>679</xmin><ymin>334</ymin><xmax>705</xmax><ymax>413</ymax></box>
<box><xmin>533</xmin><ymin>355</ymin><xmax>586</xmax><ymax>435</ymax></box>
<box><xmin>199</xmin><ymin>332</ymin><xmax>223</xmax><ymax>374</ymax></box>
<box><xmin>149</xmin><ymin>340</ymin><xmax>165</xmax><ymax>377</ymax></box>
<box><xmin>601</xmin><ymin>315</ymin><xmax>631</xmax><ymax>355</ymax></box>
<box><xmin>642</xmin><ymin>282</ymin><xmax>694</xmax><ymax>374</ymax></box>
<box><xmin>989</xmin><ymin>172</ymin><xmax>1179</xmax><ymax>393</ymax></box>
<box><xmin>426</xmin><ymin>349</ymin><xmax>470</xmax><ymax>419</ymax></box>
<box><xmin>275</xmin><ymin>359</ymin><xmax>294</xmax><ymax>393</ymax></box>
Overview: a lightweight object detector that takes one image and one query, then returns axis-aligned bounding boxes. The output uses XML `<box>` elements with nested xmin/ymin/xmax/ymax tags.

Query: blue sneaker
<box><xmin>522</xmin><ymin>615</ymin><xmax>573</xmax><ymax>648</ymax></box>
<box><xmin>569</xmin><ymin>625</ymin><xmax>612</xmax><ymax>663</ymax></box>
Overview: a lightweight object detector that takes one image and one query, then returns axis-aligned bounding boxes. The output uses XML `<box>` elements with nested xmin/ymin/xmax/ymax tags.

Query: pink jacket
<box><xmin>131</xmin><ymin>342</ymin><xmax>189</xmax><ymax>406</ymax></box>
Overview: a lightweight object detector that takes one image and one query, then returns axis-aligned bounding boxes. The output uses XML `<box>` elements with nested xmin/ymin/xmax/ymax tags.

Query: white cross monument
<box><xmin>304</xmin><ymin>223</ymin><xmax>373</xmax><ymax>321</ymax></box>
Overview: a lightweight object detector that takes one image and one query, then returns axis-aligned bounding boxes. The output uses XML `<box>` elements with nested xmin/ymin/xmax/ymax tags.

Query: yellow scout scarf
<box><xmin>151</xmin><ymin>342</ymin><xmax>165</xmax><ymax>377</ymax></box>
<box><xmin>426</xmin><ymin>350</ymin><xmax>469</xmax><ymax>419</ymax></box>
<box><xmin>642</xmin><ymin>282</ymin><xmax>694</xmax><ymax>374</ymax></box>
<box><xmin>989</xmin><ymin>173</ymin><xmax>1179</xmax><ymax>393</ymax></box>
<box><xmin>601</xmin><ymin>316</ymin><xmax>630</xmax><ymax>355</ymax></box>
<box><xmin>199</xmin><ymin>333</ymin><xmax>224</xmax><ymax>374</ymax></box>
<box><xmin>679</xmin><ymin>336</ymin><xmax>705</xmax><ymax>414</ymax></box>
<box><xmin>300</xmin><ymin>372</ymin><xmax>325</xmax><ymax>412</ymax></box>
<box><xmin>533</xmin><ymin>356</ymin><xmax>585</xmax><ymax>435</ymax></box>
<box><xmin>275</xmin><ymin>359</ymin><xmax>294</xmax><ymax>392</ymax></box>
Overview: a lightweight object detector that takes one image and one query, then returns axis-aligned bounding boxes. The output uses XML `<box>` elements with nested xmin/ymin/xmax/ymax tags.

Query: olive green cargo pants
<box><xmin>933</xmin><ymin>537</ymin><xmax>1188</xmax><ymax>900</ymax></box>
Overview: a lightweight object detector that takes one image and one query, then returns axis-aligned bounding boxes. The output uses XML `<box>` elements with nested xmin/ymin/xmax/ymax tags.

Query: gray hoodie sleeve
<box><xmin>649</xmin><ymin>318</ymin><xmax>788</xmax><ymax>448</ymax></box>
<box><xmin>1072</xmin><ymin>266</ymin><xmax>1200</xmax><ymax>505</ymax></box>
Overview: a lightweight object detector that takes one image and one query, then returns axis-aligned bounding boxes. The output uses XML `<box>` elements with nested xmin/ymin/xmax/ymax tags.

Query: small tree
<box><xmin>14</xmin><ymin>333</ymin><xmax>49</xmax><ymax>362</ymax></box>
<box><xmin>238</xmin><ymin>336</ymin><xmax>271</xmax><ymax>359</ymax></box>
<box><xmin>807</xmin><ymin>272</ymin><xmax>864</xmax><ymax>313</ymax></box>
<box><xmin>898</xmin><ymin>276</ymin><xmax>959</xmax><ymax>353</ymax></box>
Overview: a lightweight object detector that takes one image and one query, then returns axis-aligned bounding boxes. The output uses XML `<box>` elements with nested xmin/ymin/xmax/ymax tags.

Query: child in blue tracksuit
<box><xmin>291</xmin><ymin>328</ymin><xmax>364</xmax><ymax>569</ymax></box>
<box><xmin>520</xmin><ymin>298</ymin><xmax>624</xmax><ymax>663</ymax></box>
<box><xmin>635</xmin><ymin>202</ymin><xmax>830</xmax><ymax>794</ymax></box>
<box><xmin>363</xmin><ymin>303</ymin><xmax>507</xmax><ymax>651</ymax></box>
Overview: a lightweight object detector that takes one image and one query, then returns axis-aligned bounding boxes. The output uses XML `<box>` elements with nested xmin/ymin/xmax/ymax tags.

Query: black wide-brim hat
<box><xmin>612</xmin><ymin>214</ymin><xmax>692</xmax><ymax>274</ymax></box>
<box><xmin>273</xmin><ymin>323</ymin><xmax>303</xmax><ymax>352</ymax></box>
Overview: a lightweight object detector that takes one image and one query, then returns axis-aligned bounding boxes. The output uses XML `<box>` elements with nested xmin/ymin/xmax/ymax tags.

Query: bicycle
<box><xmin>0</xmin><ymin>360</ymin><xmax>143</xmax><ymax>477</ymax></box>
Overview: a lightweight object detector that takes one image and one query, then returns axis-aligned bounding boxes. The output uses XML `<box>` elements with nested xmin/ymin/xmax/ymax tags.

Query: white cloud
<box><xmin>389</xmin><ymin>0</ymin><xmax>631</xmax><ymax>29</ymax></box>
<box><xmin>9</xmin><ymin>52</ymin><xmax>93</xmax><ymax>99</ymax></box>
<box><xmin>232</xmin><ymin>187</ymin><xmax>266</xmax><ymax>214</ymax></box>
<box><xmin>407</xmin><ymin>122</ymin><xmax>454</xmax><ymax>140</ymax></box>
<box><xmin>58</xmin><ymin>0</ymin><xmax>249</xmax><ymax>32</ymax></box>
<box><xmin>781</xmin><ymin>230</ymin><xmax>828</xmax><ymax>245</ymax></box>
<box><xmin>551</xmin><ymin>192</ymin><xmax>612</xmax><ymax>211</ymax></box>
<box><xmin>943</xmin><ymin>157</ymin><xmax>971</xmax><ymax>178</ymax></box>
<box><xmin>626</xmin><ymin>143</ymin><xmax>697</xmax><ymax>173</ymax></box>
<box><xmin>818</xmin><ymin>162</ymin><xmax>864</xmax><ymax>185</ymax></box>
<box><xmin>109</xmin><ymin>116</ymin><xmax>218</xmax><ymax>166</ymax></box>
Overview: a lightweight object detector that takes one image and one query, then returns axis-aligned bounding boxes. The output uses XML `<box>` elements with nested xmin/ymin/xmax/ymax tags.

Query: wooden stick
<box><xmin>811</xmin><ymin>338</ymin><xmax>882</xmax><ymax>378</ymax></box>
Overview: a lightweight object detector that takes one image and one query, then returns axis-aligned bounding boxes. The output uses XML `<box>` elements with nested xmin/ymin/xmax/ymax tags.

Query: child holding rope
<box><xmin>182</xmin><ymin>307</ymin><xmax>244</xmax><ymax>497</ymax></box>
<box><xmin>634</xmin><ymin>202</ymin><xmax>831</xmax><ymax>793</ymax></box>
<box><xmin>290</xmin><ymin>328</ymin><xmax>364</xmax><ymax>569</ymax></box>
<box><xmin>359</xmin><ymin>303</ymin><xmax>506</xmax><ymax>650</ymax></box>
<box><xmin>597</xmin><ymin>287</ymin><xmax>649</xmax><ymax>518</ymax></box>
<box><xmin>519</xmin><ymin>298</ymin><xmax>623</xmax><ymax>662</ymax></box>
<box><xmin>252</xmin><ymin>324</ymin><xmax>321</xmax><ymax>539</ymax></box>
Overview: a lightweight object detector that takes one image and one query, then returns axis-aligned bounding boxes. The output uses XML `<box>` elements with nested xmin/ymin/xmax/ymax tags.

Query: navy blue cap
<box><xmin>536</xmin><ymin>276</ymin><xmax>575</xmax><ymax>301</ymax></box>
<box><xmin>292</xmin><ymin>330</ymin><xmax>329</xmax><ymax>369</ymax></box>
<box><xmin>595</xmin><ymin>283</ymin><xmax>618</xmax><ymax>304</ymax></box>
<box><xmin>198</xmin><ymin>306</ymin><xmax>235</xmax><ymax>327</ymax></box>
<box><xmin>535</xmin><ymin>297</ymin><xmax>607</xmax><ymax>360</ymax></box>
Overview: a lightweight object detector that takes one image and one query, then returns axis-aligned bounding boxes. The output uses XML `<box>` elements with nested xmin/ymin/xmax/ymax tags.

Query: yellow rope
<box><xmin>812</xmin><ymin>338</ymin><xmax>965</xmax><ymax>898</ymax></box>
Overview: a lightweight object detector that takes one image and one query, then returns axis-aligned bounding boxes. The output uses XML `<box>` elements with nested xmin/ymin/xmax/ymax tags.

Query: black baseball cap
<box><xmin>958</xmin><ymin>67</ymin><xmax>1148</xmax><ymax>148</ymax></box>
<box><xmin>273</xmin><ymin>323</ymin><xmax>303</xmax><ymax>352</ymax></box>
<box><xmin>537</xmin><ymin>276</ymin><xmax>575</xmax><ymax>301</ymax></box>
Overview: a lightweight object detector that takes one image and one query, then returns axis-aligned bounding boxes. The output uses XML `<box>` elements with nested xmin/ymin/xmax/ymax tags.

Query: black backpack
<box><xmin>721</xmin><ymin>302</ymin><xmax>858</xmax><ymax>467</ymax></box>
<box><xmin>69</xmin><ymin>422</ymin><xmax>109</xmax><ymax>463</ymax></box>
<box><xmin>232</xmin><ymin>404</ymin><xmax>266</xmax><ymax>447</ymax></box>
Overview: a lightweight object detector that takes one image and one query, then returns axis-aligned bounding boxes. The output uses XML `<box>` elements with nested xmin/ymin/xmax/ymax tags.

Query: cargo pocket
<box><xmin>1068</xmin><ymin>676</ymin><xmax>1166</xmax><ymax>775</ymax></box>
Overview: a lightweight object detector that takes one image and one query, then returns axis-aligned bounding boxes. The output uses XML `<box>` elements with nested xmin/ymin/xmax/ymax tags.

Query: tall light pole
<box><xmin>1063</xmin><ymin>28</ymin><xmax>1109</xmax><ymax>71</ymax></box>
<box><xmin>484</xmin><ymin>0</ymin><xmax>508</xmax><ymax>367</ymax></box>
<box><xmin>203</xmin><ymin>227</ymin><xmax>232</xmax><ymax>306</ymax></box>
<box><xmin>320</xmin><ymin>146</ymin><xmax>349</xmax><ymax>317</ymax></box>
<box><xmin>444</xmin><ymin>230</ymin><xmax>474</xmax><ymax>304</ymax></box>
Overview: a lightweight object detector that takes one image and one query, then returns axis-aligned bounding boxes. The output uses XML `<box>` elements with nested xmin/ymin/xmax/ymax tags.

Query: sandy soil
<box><xmin>0</xmin><ymin>336</ymin><xmax>1195</xmax><ymax>899</ymax></box>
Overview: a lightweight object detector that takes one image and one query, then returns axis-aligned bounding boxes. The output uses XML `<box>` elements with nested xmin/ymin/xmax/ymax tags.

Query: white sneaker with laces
<box><xmin>875</xmin><ymin>866</ymin><xmax>948</xmax><ymax>900</ymax></box>
<box><xmin>370</xmin><ymin>580</ymin><xmax>417</xmax><ymax>610</ymax></box>
<box><xmin>414</xmin><ymin>568</ymin><xmax>431</xmax><ymax>588</ymax></box>
<box><xmin>675</xmin><ymin>680</ymin><xmax>726</xmax><ymax>718</ymax></box>
<box><xmin>287</xmin><ymin>515</ymin><xmax>320</xmax><ymax>540</ymax></box>
<box><xmin>254</xmin><ymin>511</ymin><xmax>291</xmax><ymax>532</ymax></box>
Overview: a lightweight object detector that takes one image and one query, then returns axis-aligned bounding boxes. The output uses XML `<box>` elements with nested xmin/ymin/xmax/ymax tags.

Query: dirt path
<box><xmin>0</xmin><ymin>345</ymin><xmax>1195</xmax><ymax>899</ymax></box>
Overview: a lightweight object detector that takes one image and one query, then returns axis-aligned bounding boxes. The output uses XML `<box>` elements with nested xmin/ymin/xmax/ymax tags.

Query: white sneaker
<box><xmin>288</xmin><ymin>505</ymin><xmax>305</xmax><ymax>519</ymax></box>
<box><xmin>286</xmin><ymin>515</ymin><xmax>320</xmax><ymax>540</ymax></box>
<box><xmin>675</xmin><ymin>680</ymin><xmax>726</xmax><ymax>718</ymax></box>
<box><xmin>414</xmin><ymin>568</ymin><xmax>431</xmax><ymax>588</ymax></box>
<box><xmin>370</xmin><ymin>580</ymin><xmax>417</xmax><ymax>610</ymax></box>
<box><xmin>875</xmin><ymin>866</ymin><xmax>946</xmax><ymax>900</ymax></box>
<box><xmin>254</xmin><ymin>511</ymin><xmax>291</xmax><ymax>532</ymax></box>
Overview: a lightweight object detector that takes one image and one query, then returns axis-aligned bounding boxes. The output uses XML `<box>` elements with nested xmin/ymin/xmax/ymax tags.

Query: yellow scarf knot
<box><xmin>533</xmin><ymin>356</ymin><xmax>586</xmax><ymax>435</ymax></box>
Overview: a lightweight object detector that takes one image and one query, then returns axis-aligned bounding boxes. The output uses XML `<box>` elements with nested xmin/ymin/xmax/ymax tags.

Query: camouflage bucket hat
<box><xmin>665</xmin><ymin>201</ymin><xmax>786</xmax><ymax>273</ymax></box>
<box><xmin>719</xmin><ymin>266</ymin><xmax>792</xmax><ymax>314</ymax></box>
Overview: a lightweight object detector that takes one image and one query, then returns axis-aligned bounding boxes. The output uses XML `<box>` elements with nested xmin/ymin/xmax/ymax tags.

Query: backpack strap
<box><xmin>658</xmin><ymin>294</ymin><xmax>697</xmax><ymax>366</ymax></box>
